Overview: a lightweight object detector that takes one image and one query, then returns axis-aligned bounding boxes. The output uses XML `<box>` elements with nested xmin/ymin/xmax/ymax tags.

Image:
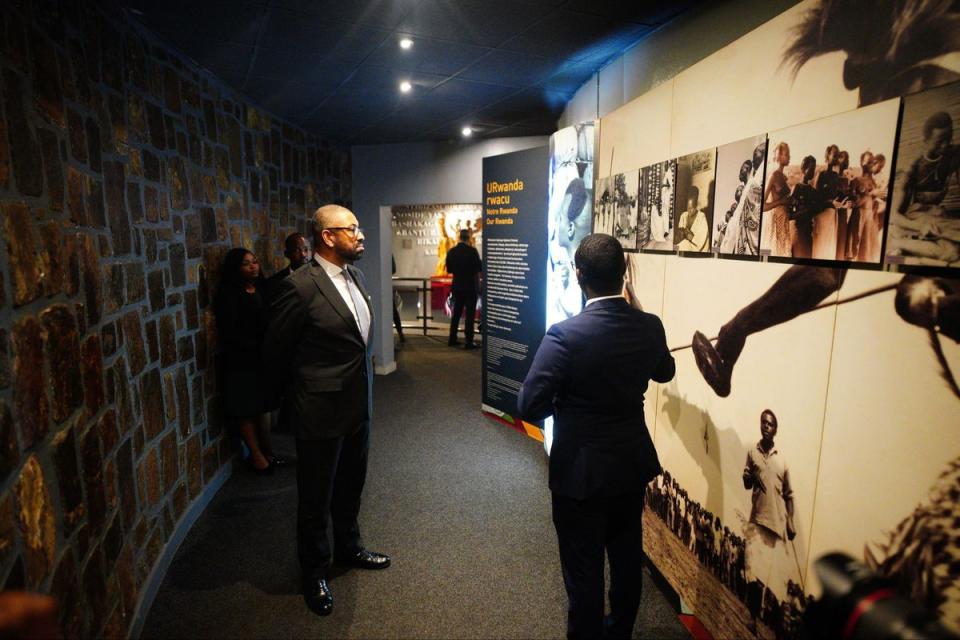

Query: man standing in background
<box><xmin>446</xmin><ymin>228</ymin><xmax>483</xmax><ymax>349</ymax></box>
<box><xmin>518</xmin><ymin>234</ymin><xmax>675</xmax><ymax>640</ymax></box>
<box><xmin>264</xmin><ymin>232</ymin><xmax>311</xmax><ymax>303</ymax></box>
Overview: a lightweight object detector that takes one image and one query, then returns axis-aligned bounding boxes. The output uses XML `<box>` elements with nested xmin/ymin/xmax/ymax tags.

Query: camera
<box><xmin>802</xmin><ymin>553</ymin><xmax>958</xmax><ymax>640</ymax></box>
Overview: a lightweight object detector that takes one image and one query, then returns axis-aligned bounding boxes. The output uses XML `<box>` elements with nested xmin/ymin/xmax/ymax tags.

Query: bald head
<box><xmin>310</xmin><ymin>204</ymin><xmax>364</xmax><ymax>266</ymax></box>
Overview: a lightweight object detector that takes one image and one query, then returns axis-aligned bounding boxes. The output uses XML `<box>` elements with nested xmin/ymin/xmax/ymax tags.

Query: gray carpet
<box><xmin>142</xmin><ymin>336</ymin><xmax>690</xmax><ymax>639</ymax></box>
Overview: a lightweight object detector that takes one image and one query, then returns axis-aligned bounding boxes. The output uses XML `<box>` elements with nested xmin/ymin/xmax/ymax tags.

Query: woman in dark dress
<box><xmin>214</xmin><ymin>248</ymin><xmax>276</xmax><ymax>474</ymax></box>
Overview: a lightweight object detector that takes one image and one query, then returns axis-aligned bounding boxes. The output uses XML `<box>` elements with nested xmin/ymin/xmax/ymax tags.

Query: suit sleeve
<box><xmin>517</xmin><ymin>325</ymin><xmax>569</xmax><ymax>422</ymax></box>
<box><xmin>262</xmin><ymin>277</ymin><xmax>306</xmax><ymax>386</ymax></box>
<box><xmin>652</xmin><ymin>316</ymin><xmax>675</xmax><ymax>383</ymax></box>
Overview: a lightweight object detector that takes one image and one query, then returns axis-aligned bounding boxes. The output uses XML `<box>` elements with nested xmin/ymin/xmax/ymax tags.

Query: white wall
<box><xmin>351</xmin><ymin>136</ymin><xmax>548</xmax><ymax>373</ymax></box>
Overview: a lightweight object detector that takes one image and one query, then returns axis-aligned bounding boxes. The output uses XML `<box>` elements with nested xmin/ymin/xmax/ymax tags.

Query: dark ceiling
<box><xmin>126</xmin><ymin>0</ymin><xmax>704</xmax><ymax>146</ymax></box>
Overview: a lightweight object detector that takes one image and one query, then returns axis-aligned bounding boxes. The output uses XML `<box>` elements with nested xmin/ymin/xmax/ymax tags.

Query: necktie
<box><xmin>344</xmin><ymin>269</ymin><xmax>371</xmax><ymax>344</ymax></box>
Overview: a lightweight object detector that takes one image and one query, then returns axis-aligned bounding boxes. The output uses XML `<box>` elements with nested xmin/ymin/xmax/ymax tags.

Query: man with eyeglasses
<box><xmin>263</xmin><ymin>204</ymin><xmax>390</xmax><ymax>617</ymax></box>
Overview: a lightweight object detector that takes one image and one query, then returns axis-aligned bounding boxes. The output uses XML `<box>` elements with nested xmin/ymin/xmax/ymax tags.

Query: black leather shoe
<box><xmin>303</xmin><ymin>578</ymin><xmax>333</xmax><ymax>616</ymax></box>
<box><xmin>336</xmin><ymin>549</ymin><xmax>391</xmax><ymax>570</ymax></box>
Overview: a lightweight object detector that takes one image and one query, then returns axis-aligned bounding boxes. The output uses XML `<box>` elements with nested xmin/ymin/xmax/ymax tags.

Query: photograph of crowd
<box><xmin>639</xmin><ymin>159</ymin><xmax>676</xmax><ymax>251</ymax></box>
<box><xmin>674</xmin><ymin>149</ymin><xmax>717</xmax><ymax>252</ymax></box>
<box><xmin>713</xmin><ymin>136</ymin><xmax>768</xmax><ymax>256</ymax></box>
<box><xmin>760</xmin><ymin>99</ymin><xmax>899</xmax><ymax>263</ymax></box>
<box><xmin>885</xmin><ymin>81</ymin><xmax>960</xmax><ymax>268</ymax></box>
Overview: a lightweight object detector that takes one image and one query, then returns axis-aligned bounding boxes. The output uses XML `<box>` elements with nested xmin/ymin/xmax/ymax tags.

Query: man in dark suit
<box><xmin>445</xmin><ymin>228</ymin><xmax>483</xmax><ymax>348</ymax></box>
<box><xmin>264</xmin><ymin>232</ymin><xmax>311</xmax><ymax>303</ymax></box>
<box><xmin>518</xmin><ymin>233</ymin><xmax>675</xmax><ymax>640</ymax></box>
<box><xmin>263</xmin><ymin>204</ymin><xmax>390</xmax><ymax>617</ymax></box>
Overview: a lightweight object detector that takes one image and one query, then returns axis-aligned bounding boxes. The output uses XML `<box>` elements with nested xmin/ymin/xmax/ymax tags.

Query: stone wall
<box><xmin>0</xmin><ymin>1</ymin><xmax>350</xmax><ymax>637</ymax></box>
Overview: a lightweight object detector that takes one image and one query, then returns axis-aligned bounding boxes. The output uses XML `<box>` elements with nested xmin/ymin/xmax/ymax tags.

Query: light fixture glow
<box><xmin>461</xmin><ymin>126</ymin><xmax>473</xmax><ymax>137</ymax></box>
<box><xmin>399</xmin><ymin>81</ymin><xmax>412</xmax><ymax>93</ymax></box>
<box><xmin>399</xmin><ymin>38</ymin><xmax>414</xmax><ymax>50</ymax></box>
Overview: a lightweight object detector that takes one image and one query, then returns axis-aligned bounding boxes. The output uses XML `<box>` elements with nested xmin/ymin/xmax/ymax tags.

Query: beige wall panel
<box><xmin>596</xmin><ymin>81</ymin><xmax>674</xmax><ymax>179</ymax></box>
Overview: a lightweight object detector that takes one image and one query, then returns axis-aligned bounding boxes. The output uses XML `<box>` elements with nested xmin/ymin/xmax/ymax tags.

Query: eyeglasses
<box><xmin>325</xmin><ymin>225</ymin><xmax>363</xmax><ymax>237</ymax></box>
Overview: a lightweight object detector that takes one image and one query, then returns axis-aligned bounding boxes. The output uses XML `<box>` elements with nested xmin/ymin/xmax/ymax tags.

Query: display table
<box><xmin>430</xmin><ymin>276</ymin><xmax>453</xmax><ymax>312</ymax></box>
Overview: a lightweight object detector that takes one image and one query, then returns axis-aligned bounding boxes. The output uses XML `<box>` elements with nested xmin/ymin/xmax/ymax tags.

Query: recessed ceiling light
<box><xmin>399</xmin><ymin>38</ymin><xmax>414</xmax><ymax>50</ymax></box>
<box><xmin>399</xmin><ymin>81</ymin><xmax>412</xmax><ymax>93</ymax></box>
<box><xmin>461</xmin><ymin>126</ymin><xmax>473</xmax><ymax>137</ymax></box>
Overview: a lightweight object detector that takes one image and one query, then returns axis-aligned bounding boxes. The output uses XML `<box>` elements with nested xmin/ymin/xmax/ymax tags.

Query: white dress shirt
<box><xmin>315</xmin><ymin>255</ymin><xmax>369</xmax><ymax>340</ymax></box>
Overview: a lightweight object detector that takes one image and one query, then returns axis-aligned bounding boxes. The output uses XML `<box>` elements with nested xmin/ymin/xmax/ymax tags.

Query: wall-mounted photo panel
<box><xmin>674</xmin><ymin>149</ymin><xmax>717</xmax><ymax>253</ymax></box>
<box><xmin>612</xmin><ymin>170</ymin><xmax>640</xmax><ymax>252</ymax></box>
<box><xmin>712</xmin><ymin>135</ymin><xmax>767</xmax><ymax>257</ymax></box>
<box><xmin>885</xmin><ymin>81</ymin><xmax>960</xmax><ymax>269</ymax></box>
<box><xmin>650</xmin><ymin>257</ymin><xmax>839</xmax><ymax>640</ymax></box>
<box><xmin>639</xmin><ymin>159</ymin><xmax>677</xmax><ymax>252</ymax></box>
<box><xmin>593</xmin><ymin>175</ymin><xmax>614</xmax><ymax>236</ymax></box>
<box><xmin>624</xmin><ymin>252</ymin><xmax>669</xmax><ymax>436</ymax></box>
<box><xmin>805</xmin><ymin>270</ymin><xmax>960</xmax><ymax>630</ymax></box>
<box><xmin>760</xmin><ymin>99</ymin><xmax>900</xmax><ymax>264</ymax></box>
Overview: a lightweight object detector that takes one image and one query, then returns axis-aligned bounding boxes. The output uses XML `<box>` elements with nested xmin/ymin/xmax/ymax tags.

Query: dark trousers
<box><xmin>449</xmin><ymin>289</ymin><xmax>478</xmax><ymax>345</ymax></box>
<box><xmin>296</xmin><ymin>422</ymin><xmax>369</xmax><ymax>584</ymax></box>
<box><xmin>552</xmin><ymin>491</ymin><xmax>645</xmax><ymax>640</ymax></box>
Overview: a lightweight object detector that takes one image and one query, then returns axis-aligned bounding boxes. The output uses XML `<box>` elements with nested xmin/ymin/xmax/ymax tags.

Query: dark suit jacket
<box><xmin>263</xmin><ymin>260</ymin><xmax>374</xmax><ymax>440</ymax></box>
<box><xmin>263</xmin><ymin>265</ymin><xmax>293</xmax><ymax>305</ymax></box>
<box><xmin>445</xmin><ymin>242</ymin><xmax>482</xmax><ymax>293</ymax></box>
<box><xmin>517</xmin><ymin>297</ymin><xmax>675</xmax><ymax>500</ymax></box>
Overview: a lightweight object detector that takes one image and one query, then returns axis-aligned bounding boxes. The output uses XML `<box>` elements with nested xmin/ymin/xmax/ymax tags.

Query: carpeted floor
<box><xmin>141</xmin><ymin>336</ymin><xmax>690</xmax><ymax>639</ymax></box>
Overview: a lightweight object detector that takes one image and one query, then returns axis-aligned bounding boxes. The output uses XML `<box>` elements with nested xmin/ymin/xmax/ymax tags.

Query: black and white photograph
<box><xmin>885</xmin><ymin>81</ymin><xmax>960</xmax><ymax>268</ymax></box>
<box><xmin>674</xmin><ymin>149</ymin><xmax>717</xmax><ymax>253</ymax></box>
<box><xmin>547</xmin><ymin>122</ymin><xmax>594</xmax><ymax>328</ymax></box>
<box><xmin>592</xmin><ymin>175</ymin><xmax>614</xmax><ymax>235</ymax></box>
<box><xmin>760</xmin><ymin>99</ymin><xmax>900</xmax><ymax>263</ymax></box>
<box><xmin>639</xmin><ymin>159</ymin><xmax>676</xmax><ymax>252</ymax></box>
<box><xmin>612</xmin><ymin>171</ymin><xmax>640</xmax><ymax>252</ymax></box>
<box><xmin>713</xmin><ymin>136</ymin><xmax>767</xmax><ymax>257</ymax></box>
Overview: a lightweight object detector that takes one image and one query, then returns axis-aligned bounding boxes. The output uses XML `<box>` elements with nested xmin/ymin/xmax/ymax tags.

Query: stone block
<box><xmin>50</xmin><ymin>424</ymin><xmax>84</xmax><ymax>535</ymax></box>
<box><xmin>15</xmin><ymin>455</ymin><xmax>56</xmax><ymax>586</ymax></box>
<box><xmin>81</xmin><ymin>424</ymin><xmax>107</xmax><ymax>538</ymax></box>
<box><xmin>145</xmin><ymin>319</ymin><xmax>158</xmax><ymax>364</ymax></box>
<box><xmin>104</xmin><ymin>264</ymin><xmax>123</xmax><ymax>314</ymax></box>
<box><xmin>147</xmin><ymin>269</ymin><xmax>165</xmax><ymax>313</ymax></box>
<box><xmin>143</xmin><ymin>184</ymin><xmax>159</xmax><ymax>223</ymax></box>
<box><xmin>116</xmin><ymin>438</ymin><xmax>136</xmax><ymax>530</ymax></box>
<box><xmin>80</xmin><ymin>233</ymin><xmax>102</xmax><ymax>325</ymax></box>
<box><xmin>0</xmin><ymin>330</ymin><xmax>8</xmax><ymax>390</ymax></box>
<box><xmin>50</xmin><ymin>550</ymin><xmax>82</xmax><ymax>639</ymax></box>
<box><xmin>67</xmin><ymin>167</ymin><xmax>85</xmax><ymax>225</ymax></box>
<box><xmin>127</xmin><ymin>181</ymin><xmax>143</xmax><ymax>223</ymax></box>
<box><xmin>200</xmin><ymin>206</ymin><xmax>217</xmax><ymax>243</ymax></box>
<box><xmin>186</xmin><ymin>434</ymin><xmax>201</xmax><ymax>499</ymax></box>
<box><xmin>0</xmin><ymin>402</ymin><xmax>17</xmax><ymax>487</ymax></box>
<box><xmin>124</xmin><ymin>261</ymin><xmax>145</xmax><ymax>303</ymax></box>
<box><xmin>175</xmin><ymin>367</ymin><xmax>190</xmax><ymax>437</ymax></box>
<box><xmin>103</xmin><ymin>161</ymin><xmax>131</xmax><ymax>254</ymax></box>
<box><xmin>101</xmin><ymin>321</ymin><xmax>116</xmax><ymax>357</ymax></box>
<box><xmin>169</xmin><ymin>243</ymin><xmax>186</xmax><ymax>288</ymax></box>
<box><xmin>3</xmin><ymin>70</ymin><xmax>43</xmax><ymax>196</ymax></box>
<box><xmin>215</xmin><ymin>147</ymin><xmax>229</xmax><ymax>190</ymax></box>
<box><xmin>202</xmin><ymin>443</ymin><xmax>218</xmax><ymax>484</ymax></box>
<box><xmin>81</xmin><ymin>334</ymin><xmax>105</xmax><ymax>418</ymax></box>
<box><xmin>163</xmin><ymin>373</ymin><xmax>176</xmax><ymax>423</ymax></box>
<box><xmin>62</xmin><ymin>232</ymin><xmax>80</xmax><ymax>296</ymax></box>
<box><xmin>171</xmin><ymin>482</ymin><xmax>188</xmax><ymax>520</ymax></box>
<box><xmin>137</xmin><ymin>446</ymin><xmax>161</xmax><ymax>509</ymax></box>
<box><xmin>142</xmin><ymin>149</ymin><xmax>160</xmax><ymax>183</ymax></box>
<box><xmin>143</xmin><ymin>228</ymin><xmax>157</xmax><ymax>263</ymax></box>
<box><xmin>120</xmin><ymin>310</ymin><xmax>145</xmax><ymax>375</ymax></box>
<box><xmin>86</xmin><ymin>175</ymin><xmax>105</xmax><ymax>227</ymax></box>
<box><xmin>127</xmin><ymin>34</ymin><xmax>147</xmax><ymax>89</ymax></box>
<box><xmin>160</xmin><ymin>429</ymin><xmax>177</xmax><ymax>494</ymax></box>
<box><xmin>184</xmin><ymin>213</ymin><xmax>201</xmax><ymax>258</ymax></box>
<box><xmin>108</xmin><ymin>93</ymin><xmax>127</xmax><ymax>151</ymax></box>
<box><xmin>140</xmin><ymin>368</ymin><xmax>164</xmax><ymax>440</ymax></box>
<box><xmin>12</xmin><ymin>316</ymin><xmax>48</xmax><ymax>448</ymax></box>
<box><xmin>116</xmin><ymin>543</ymin><xmax>137</xmax><ymax>620</ymax></box>
<box><xmin>159</xmin><ymin>315</ymin><xmax>176</xmax><ymax>368</ymax></box>
<box><xmin>202</xmin><ymin>99</ymin><xmax>217</xmax><ymax>140</ymax></box>
<box><xmin>3</xmin><ymin>202</ymin><xmax>41</xmax><ymax>306</ymax></box>
<box><xmin>146</xmin><ymin>101</ymin><xmax>165</xmax><ymax>150</ymax></box>
<box><xmin>41</xmin><ymin>304</ymin><xmax>82</xmax><ymax>423</ymax></box>
<box><xmin>168</xmin><ymin>156</ymin><xmax>188</xmax><ymax>210</ymax></box>
<box><xmin>38</xmin><ymin>129</ymin><xmax>63</xmax><ymax>211</ymax></box>
<box><xmin>184</xmin><ymin>289</ymin><xmax>198</xmax><ymax>330</ymax></box>
<box><xmin>66</xmin><ymin>108</ymin><xmax>87</xmax><ymax>165</ymax></box>
<box><xmin>82</xmin><ymin>544</ymin><xmax>107</xmax><ymax>628</ymax></box>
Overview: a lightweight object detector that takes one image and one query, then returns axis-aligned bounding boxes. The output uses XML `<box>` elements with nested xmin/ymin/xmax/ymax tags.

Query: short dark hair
<box><xmin>760</xmin><ymin>408</ymin><xmax>778</xmax><ymax>430</ymax></box>
<box><xmin>574</xmin><ymin>234</ymin><xmax>625</xmax><ymax>295</ymax></box>
<box><xmin>923</xmin><ymin>112</ymin><xmax>952</xmax><ymax>139</ymax></box>
<box><xmin>459</xmin><ymin>229</ymin><xmax>470</xmax><ymax>242</ymax></box>
<box><xmin>284</xmin><ymin>232</ymin><xmax>304</xmax><ymax>253</ymax></box>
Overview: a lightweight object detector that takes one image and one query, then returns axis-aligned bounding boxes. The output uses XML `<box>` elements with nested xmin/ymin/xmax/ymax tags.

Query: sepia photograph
<box><xmin>639</xmin><ymin>160</ymin><xmax>677</xmax><ymax>252</ymax></box>
<box><xmin>674</xmin><ymin>149</ymin><xmax>717</xmax><ymax>253</ymax></box>
<box><xmin>593</xmin><ymin>175</ymin><xmax>614</xmax><ymax>236</ymax></box>
<box><xmin>713</xmin><ymin>136</ymin><xmax>767</xmax><ymax>257</ymax></box>
<box><xmin>885</xmin><ymin>81</ymin><xmax>960</xmax><ymax>269</ymax></box>
<box><xmin>612</xmin><ymin>170</ymin><xmax>640</xmax><ymax>252</ymax></box>
<box><xmin>760</xmin><ymin>99</ymin><xmax>900</xmax><ymax>264</ymax></box>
